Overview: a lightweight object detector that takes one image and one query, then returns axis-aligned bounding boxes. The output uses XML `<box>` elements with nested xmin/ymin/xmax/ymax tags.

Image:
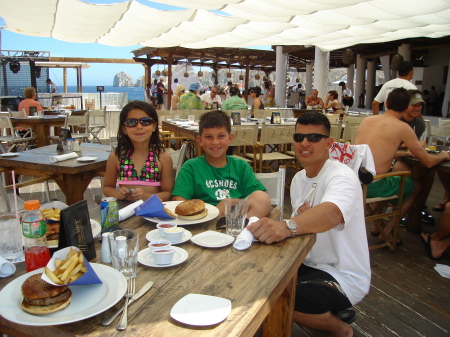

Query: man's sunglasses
<box><xmin>123</xmin><ymin>117</ymin><xmax>155</xmax><ymax>127</ymax></box>
<box><xmin>211</xmin><ymin>91</ymin><xmax>218</xmax><ymax>94</ymax></box>
<box><xmin>293</xmin><ymin>133</ymin><xmax>329</xmax><ymax>143</ymax></box>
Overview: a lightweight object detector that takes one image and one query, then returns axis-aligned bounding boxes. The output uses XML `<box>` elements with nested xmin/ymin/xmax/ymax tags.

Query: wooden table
<box><xmin>0</xmin><ymin>143</ymin><xmax>109</xmax><ymax>205</ymax></box>
<box><xmin>0</xmin><ymin>213</ymin><xmax>315</xmax><ymax>337</ymax></box>
<box><xmin>401</xmin><ymin>155</ymin><xmax>450</xmax><ymax>233</ymax></box>
<box><xmin>162</xmin><ymin>121</ymin><xmax>203</xmax><ymax>155</ymax></box>
<box><xmin>11</xmin><ymin>116</ymin><xmax>65</xmax><ymax>148</ymax></box>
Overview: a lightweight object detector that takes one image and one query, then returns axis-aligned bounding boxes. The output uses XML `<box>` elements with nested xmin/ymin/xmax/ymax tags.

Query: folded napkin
<box><xmin>434</xmin><ymin>264</ymin><xmax>450</xmax><ymax>279</ymax></box>
<box><xmin>49</xmin><ymin>152</ymin><xmax>78</xmax><ymax>163</ymax></box>
<box><xmin>0</xmin><ymin>256</ymin><xmax>16</xmax><ymax>278</ymax></box>
<box><xmin>134</xmin><ymin>194</ymin><xmax>175</xmax><ymax>218</ymax></box>
<box><xmin>119</xmin><ymin>199</ymin><xmax>144</xmax><ymax>221</ymax></box>
<box><xmin>233</xmin><ymin>216</ymin><xmax>259</xmax><ymax>251</ymax></box>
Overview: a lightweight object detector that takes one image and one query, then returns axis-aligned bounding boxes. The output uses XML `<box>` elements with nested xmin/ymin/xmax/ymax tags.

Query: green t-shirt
<box><xmin>222</xmin><ymin>95</ymin><xmax>247</xmax><ymax>111</ymax></box>
<box><xmin>179</xmin><ymin>92</ymin><xmax>204</xmax><ymax>110</ymax></box>
<box><xmin>172</xmin><ymin>155</ymin><xmax>266</xmax><ymax>205</ymax></box>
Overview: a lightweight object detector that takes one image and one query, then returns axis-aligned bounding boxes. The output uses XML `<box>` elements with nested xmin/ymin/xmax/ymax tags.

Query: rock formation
<box><xmin>113</xmin><ymin>71</ymin><xmax>134</xmax><ymax>87</ymax></box>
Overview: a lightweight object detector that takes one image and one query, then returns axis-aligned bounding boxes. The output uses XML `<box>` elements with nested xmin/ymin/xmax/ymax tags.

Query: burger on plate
<box><xmin>21</xmin><ymin>274</ymin><xmax>72</xmax><ymax>315</ymax></box>
<box><xmin>175</xmin><ymin>199</ymin><xmax>208</xmax><ymax>220</ymax></box>
<box><xmin>45</xmin><ymin>221</ymin><xmax>60</xmax><ymax>247</ymax></box>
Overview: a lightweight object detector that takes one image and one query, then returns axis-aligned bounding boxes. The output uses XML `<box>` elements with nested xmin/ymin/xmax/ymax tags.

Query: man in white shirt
<box><xmin>372</xmin><ymin>61</ymin><xmax>416</xmax><ymax>115</ymax></box>
<box><xmin>200</xmin><ymin>84</ymin><xmax>222</xmax><ymax>107</ymax></box>
<box><xmin>46</xmin><ymin>78</ymin><xmax>57</xmax><ymax>93</ymax></box>
<box><xmin>338</xmin><ymin>81</ymin><xmax>353</xmax><ymax>107</ymax></box>
<box><xmin>248</xmin><ymin>112</ymin><xmax>371</xmax><ymax>337</ymax></box>
<box><xmin>171</xmin><ymin>78</ymin><xmax>179</xmax><ymax>95</ymax></box>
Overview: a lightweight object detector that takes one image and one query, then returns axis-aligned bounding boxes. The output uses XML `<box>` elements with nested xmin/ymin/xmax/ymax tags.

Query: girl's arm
<box><xmin>103</xmin><ymin>152</ymin><xmax>131</xmax><ymax>200</ymax></box>
<box><xmin>155</xmin><ymin>151</ymin><xmax>174</xmax><ymax>201</ymax></box>
<box><xmin>323</xmin><ymin>95</ymin><xmax>333</xmax><ymax>109</ymax></box>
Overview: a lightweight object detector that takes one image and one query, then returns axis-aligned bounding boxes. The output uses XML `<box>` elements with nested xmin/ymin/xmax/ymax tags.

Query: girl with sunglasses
<box><xmin>103</xmin><ymin>101</ymin><xmax>174</xmax><ymax>202</ymax></box>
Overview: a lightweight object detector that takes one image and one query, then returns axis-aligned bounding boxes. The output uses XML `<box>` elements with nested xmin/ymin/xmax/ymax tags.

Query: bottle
<box><xmin>101</xmin><ymin>232</ymin><xmax>111</xmax><ymax>263</ymax></box>
<box><xmin>21</xmin><ymin>200</ymin><xmax>51</xmax><ymax>272</ymax></box>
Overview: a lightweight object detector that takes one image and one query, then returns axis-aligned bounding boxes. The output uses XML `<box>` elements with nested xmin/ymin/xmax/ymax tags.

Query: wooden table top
<box><xmin>0</xmin><ymin>213</ymin><xmax>315</xmax><ymax>337</ymax></box>
<box><xmin>10</xmin><ymin>115</ymin><xmax>65</xmax><ymax>123</ymax></box>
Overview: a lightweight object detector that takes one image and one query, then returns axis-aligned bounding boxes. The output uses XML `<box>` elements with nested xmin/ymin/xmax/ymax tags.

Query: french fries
<box><xmin>44</xmin><ymin>248</ymin><xmax>86</xmax><ymax>285</ymax></box>
<box><xmin>41</xmin><ymin>207</ymin><xmax>61</xmax><ymax>221</ymax></box>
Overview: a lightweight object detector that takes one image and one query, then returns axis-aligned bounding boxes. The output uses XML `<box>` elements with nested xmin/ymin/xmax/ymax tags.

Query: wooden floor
<box><xmin>12</xmin><ymin>169</ymin><xmax>450</xmax><ymax>337</ymax></box>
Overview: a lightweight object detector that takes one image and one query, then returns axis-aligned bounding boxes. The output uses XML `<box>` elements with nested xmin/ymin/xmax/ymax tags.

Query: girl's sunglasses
<box><xmin>293</xmin><ymin>133</ymin><xmax>329</xmax><ymax>143</ymax></box>
<box><xmin>123</xmin><ymin>117</ymin><xmax>155</xmax><ymax>127</ymax></box>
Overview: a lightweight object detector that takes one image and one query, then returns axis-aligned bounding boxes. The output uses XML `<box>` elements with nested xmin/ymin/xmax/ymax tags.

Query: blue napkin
<box><xmin>135</xmin><ymin>194</ymin><xmax>175</xmax><ymax>218</ymax></box>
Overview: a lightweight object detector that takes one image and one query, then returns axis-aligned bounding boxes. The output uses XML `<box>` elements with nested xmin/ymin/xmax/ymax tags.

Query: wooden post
<box><xmin>167</xmin><ymin>56</ymin><xmax>173</xmax><ymax>110</ymax></box>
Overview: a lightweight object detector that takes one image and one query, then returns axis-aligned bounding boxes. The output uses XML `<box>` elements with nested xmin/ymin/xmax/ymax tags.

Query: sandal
<box><xmin>432</xmin><ymin>203</ymin><xmax>447</xmax><ymax>212</ymax></box>
<box><xmin>334</xmin><ymin>310</ymin><xmax>356</xmax><ymax>324</ymax></box>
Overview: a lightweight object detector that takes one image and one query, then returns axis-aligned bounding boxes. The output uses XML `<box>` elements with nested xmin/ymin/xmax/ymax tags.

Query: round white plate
<box><xmin>191</xmin><ymin>231</ymin><xmax>235</xmax><ymax>248</ymax></box>
<box><xmin>145</xmin><ymin>229</ymin><xmax>192</xmax><ymax>244</ymax></box>
<box><xmin>138</xmin><ymin>247</ymin><xmax>188</xmax><ymax>268</ymax></box>
<box><xmin>143</xmin><ymin>201</ymin><xmax>219</xmax><ymax>225</ymax></box>
<box><xmin>0</xmin><ymin>263</ymin><xmax>126</xmax><ymax>326</ymax></box>
<box><xmin>170</xmin><ymin>294</ymin><xmax>232</xmax><ymax>326</ymax></box>
<box><xmin>1</xmin><ymin>152</ymin><xmax>20</xmax><ymax>157</ymax></box>
<box><xmin>48</xmin><ymin>219</ymin><xmax>101</xmax><ymax>248</ymax></box>
<box><xmin>77</xmin><ymin>157</ymin><xmax>97</xmax><ymax>162</ymax></box>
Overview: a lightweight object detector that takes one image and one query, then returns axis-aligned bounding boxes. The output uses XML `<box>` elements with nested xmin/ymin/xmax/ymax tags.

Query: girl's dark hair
<box><xmin>328</xmin><ymin>90</ymin><xmax>338</xmax><ymax>99</ymax></box>
<box><xmin>252</xmin><ymin>86</ymin><xmax>262</xmax><ymax>96</ymax></box>
<box><xmin>116</xmin><ymin>100</ymin><xmax>162</xmax><ymax>158</ymax></box>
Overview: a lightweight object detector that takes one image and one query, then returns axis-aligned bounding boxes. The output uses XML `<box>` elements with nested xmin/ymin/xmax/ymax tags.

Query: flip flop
<box><xmin>420</xmin><ymin>234</ymin><xmax>441</xmax><ymax>260</ymax></box>
<box><xmin>432</xmin><ymin>203</ymin><xmax>446</xmax><ymax>212</ymax></box>
<box><xmin>334</xmin><ymin>310</ymin><xmax>356</xmax><ymax>324</ymax></box>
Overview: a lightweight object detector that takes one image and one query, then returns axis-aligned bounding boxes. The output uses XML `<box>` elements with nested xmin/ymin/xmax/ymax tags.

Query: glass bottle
<box><xmin>22</xmin><ymin>200</ymin><xmax>51</xmax><ymax>272</ymax></box>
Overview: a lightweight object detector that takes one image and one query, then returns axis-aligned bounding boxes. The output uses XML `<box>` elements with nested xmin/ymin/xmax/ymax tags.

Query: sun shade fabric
<box><xmin>1</xmin><ymin>0</ymin><xmax>450</xmax><ymax>51</ymax></box>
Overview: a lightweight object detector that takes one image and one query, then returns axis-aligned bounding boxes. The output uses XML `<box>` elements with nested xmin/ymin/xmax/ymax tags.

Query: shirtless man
<box><xmin>305</xmin><ymin>89</ymin><xmax>324</xmax><ymax>108</ymax></box>
<box><xmin>355</xmin><ymin>87</ymin><xmax>449</xmax><ymax>243</ymax></box>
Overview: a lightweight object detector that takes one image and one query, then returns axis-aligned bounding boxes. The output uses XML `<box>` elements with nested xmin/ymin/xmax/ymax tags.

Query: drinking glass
<box><xmin>224</xmin><ymin>199</ymin><xmax>248</xmax><ymax>236</ymax></box>
<box><xmin>109</xmin><ymin>230</ymin><xmax>139</xmax><ymax>279</ymax></box>
<box><xmin>188</xmin><ymin>115</ymin><xmax>195</xmax><ymax>123</ymax></box>
<box><xmin>0</xmin><ymin>214</ymin><xmax>23</xmax><ymax>262</ymax></box>
<box><xmin>174</xmin><ymin>114</ymin><xmax>180</xmax><ymax>121</ymax></box>
<box><xmin>428</xmin><ymin>136</ymin><xmax>437</xmax><ymax>151</ymax></box>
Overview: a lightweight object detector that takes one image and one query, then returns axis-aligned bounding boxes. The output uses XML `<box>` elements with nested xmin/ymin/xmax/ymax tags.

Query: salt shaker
<box><xmin>101</xmin><ymin>232</ymin><xmax>111</xmax><ymax>263</ymax></box>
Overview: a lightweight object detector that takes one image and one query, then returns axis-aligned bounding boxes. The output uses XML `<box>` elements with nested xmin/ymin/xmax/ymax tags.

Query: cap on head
<box><xmin>339</xmin><ymin>81</ymin><xmax>345</xmax><ymax>86</ymax></box>
<box><xmin>410</xmin><ymin>92</ymin><xmax>425</xmax><ymax>105</ymax></box>
<box><xmin>189</xmin><ymin>83</ymin><xmax>199</xmax><ymax>91</ymax></box>
<box><xmin>230</xmin><ymin>86</ymin><xmax>239</xmax><ymax>95</ymax></box>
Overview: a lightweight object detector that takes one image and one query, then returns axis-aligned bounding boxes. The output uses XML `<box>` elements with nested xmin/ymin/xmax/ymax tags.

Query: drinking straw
<box><xmin>11</xmin><ymin>170</ymin><xmax>19</xmax><ymax>220</ymax></box>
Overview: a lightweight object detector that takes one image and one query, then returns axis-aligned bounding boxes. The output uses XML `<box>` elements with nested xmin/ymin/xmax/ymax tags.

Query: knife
<box><xmin>102</xmin><ymin>280</ymin><xmax>154</xmax><ymax>326</ymax></box>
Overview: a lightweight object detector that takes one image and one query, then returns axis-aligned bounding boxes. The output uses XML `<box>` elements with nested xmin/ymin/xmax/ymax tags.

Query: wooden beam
<box><xmin>359</xmin><ymin>48</ymin><xmax>397</xmax><ymax>59</ymax></box>
<box><xmin>410</xmin><ymin>43</ymin><xmax>450</xmax><ymax>51</ymax></box>
<box><xmin>50</xmin><ymin>57</ymin><xmax>138</xmax><ymax>64</ymax></box>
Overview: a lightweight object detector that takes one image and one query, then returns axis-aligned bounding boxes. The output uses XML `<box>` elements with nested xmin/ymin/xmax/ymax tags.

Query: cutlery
<box><xmin>117</xmin><ymin>277</ymin><xmax>135</xmax><ymax>330</ymax></box>
<box><xmin>102</xmin><ymin>280</ymin><xmax>154</xmax><ymax>326</ymax></box>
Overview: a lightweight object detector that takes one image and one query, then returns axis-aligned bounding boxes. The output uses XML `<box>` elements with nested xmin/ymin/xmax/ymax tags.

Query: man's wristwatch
<box><xmin>284</xmin><ymin>219</ymin><xmax>297</xmax><ymax>238</ymax></box>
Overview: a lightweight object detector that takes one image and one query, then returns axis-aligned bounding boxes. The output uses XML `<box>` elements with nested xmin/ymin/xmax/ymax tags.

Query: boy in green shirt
<box><xmin>172</xmin><ymin>111</ymin><xmax>271</xmax><ymax>219</ymax></box>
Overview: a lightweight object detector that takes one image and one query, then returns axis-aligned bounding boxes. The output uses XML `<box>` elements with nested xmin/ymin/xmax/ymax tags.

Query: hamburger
<box><xmin>46</xmin><ymin>222</ymin><xmax>60</xmax><ymax>246</ymax></box>
<box><xmin>21</xmin><ymin>274</ymin><xmax>72</xmax><ymax>315</ymax></box>
<box><xmin>175</xmin><ymin>199</ymin><xmax>208</xmax><ymax>220</ymax></box>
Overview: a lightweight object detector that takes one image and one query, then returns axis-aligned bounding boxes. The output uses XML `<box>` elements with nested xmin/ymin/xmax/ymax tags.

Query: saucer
<box><xmin>138</xmin><ymin>247</ymin><xmax>188</xmax><ymax>268</ymax></box>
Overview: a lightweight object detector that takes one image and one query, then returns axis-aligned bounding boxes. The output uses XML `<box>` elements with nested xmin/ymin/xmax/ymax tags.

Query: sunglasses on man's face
<box><xmin>293</xmin><ymin>133</ymin><xmax>329</xmax><ymax>143</ymax></box>
<box><xmin>211</xmin><ymin>91</ymin><xmax>218</xmax><ymax>94</ymax></box>
<box><xmin>123</xmin><ymin>117</ymin><xmax>155</xmax><ymax>127</ymax></box>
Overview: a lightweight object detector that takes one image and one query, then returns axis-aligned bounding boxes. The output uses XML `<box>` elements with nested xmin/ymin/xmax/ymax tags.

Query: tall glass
<box><xmin>109</xmin><ymin>230</ymin><xmax>139</xmax><ymax>279</ymax></box>
<box><xmin>224</xmin><ymin>199</ymin><xmax>248</xmax><ymax>237</ymax></box>
<box><xmin>0</xmin><ymin>214</ymin><xmax>23</xmax><ymax>262</ymax></box>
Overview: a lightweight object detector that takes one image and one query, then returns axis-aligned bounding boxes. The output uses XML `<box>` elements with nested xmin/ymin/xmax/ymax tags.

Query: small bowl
<box><xmin>156</xmin><ymin>222</ymin><xmax>177</xmax><ymax>238</ymax></box>
<box><xmin>151</xmin><ymin>249</ymin><xmax>175</xmax><ymax>265</ymax></box>
<box><xmin>148</xmin><ymin>240</ymin><xmax>171</xmax><ymax>252</ymax></box>
<box><xmin>164</xmin><ymin>227</ymin><xmax>185</xmax><ymax>243</ymax></box>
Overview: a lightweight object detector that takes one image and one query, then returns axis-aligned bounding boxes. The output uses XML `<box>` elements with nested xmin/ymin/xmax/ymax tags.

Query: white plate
<box><xmin>0</xmin><ymin>263</ymin><xmax>126</xmax><ymax>326</ymax></box>
<box><xmin>48</xmin><ymin>219</ymin><xmax>101</xmax><ymax>248</ymax></box>
<box><xmin>77</xmin><ymin>157</ymin><xmax>97</xmax><ymax>162</ymax></box>
<box><xmin>1</xmin><ymin>152</ymin><xmax>20</xmax><ymax>157</ymax></box>
<box><xmin>138</xmin><ymin>247</ymin><xmax>188</xmax><ymax>268</ymax></box>
<box><xmin>143</xmin><ymin>201</ymin><xmax>219</xmax><ymax>225</ymax></box>
<box><xmin>170</xmin><ymin>294</ymin><xmax>231</xmax><ymax>326</ymax></box>
<box><xmin>145</xmin><ymin>229</ymin><xmax>192</xmax><ymax>244</ymax></box>
<box><xmin>191</xmin><ymin>231</ymin><xmax>235</xmax><ymax>248</ymax></box>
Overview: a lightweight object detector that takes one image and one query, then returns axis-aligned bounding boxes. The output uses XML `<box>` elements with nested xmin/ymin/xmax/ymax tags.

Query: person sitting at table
<box><xmin>247</xmin><ymin>112</ymin><xmax>371</xmax><ymax>337</ymax></box>
<box><xmin>354</xmin><ymin>88</ymin><xmax>449</xmax><ymax>244</ymax></box>
<box><xmin>305</xmin><ymin>89</ymin><xmax>324</xmax><ymax>108</ymax></box>
<box><xmin>200</xmin><ymin>84</ymin><xmax>222</xmax><ymax>108</ymax></box>
<box><xmin>323</xmin><ymin>90</ymin><xmax>344</xmax><ymax>113</ymax></box>
<box><xmin>179</xmin><ymin>83</ymin><xmax>204</xmax><ymax>110</ymax></box>
<box><xmin>103</xmin><ymin>100</ymin><xmax>174</xmax><ymax>202</ymax></box>
<box><xmin>222</xmin><ymin>86</ymin><xmax>247</xmax><ymax>111</ymax></box>
<box><xmin>171</xmin><ymin>84</ymin><xmax>185</xmax><ymax>110</ymax></box>
<box><xmin>18</xmin><ymin>87</ymin><xmax>43</xmax><ymax>116</ymax></box>
<box><xmin>421</xmin><ymin>202</ymin><xmax>450</xmax><ymax>260</ymax></box>
<box><xmin>172</xmin><ymin>110</ymin><xmax>271</xmax><ymax>218</ymax></box>
<box><xmin>250</xmin><ymin>86</ymin><xmax>264</xmax><ymax>113</ymax></box>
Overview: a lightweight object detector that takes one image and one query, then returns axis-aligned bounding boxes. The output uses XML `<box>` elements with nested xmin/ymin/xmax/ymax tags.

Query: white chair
<box><xmin>169</xmin><ymin>141</ymin><xmax>188</xmax><ymax>178</ymax></box>
<box><xmin>255</xmin><ymin>165</ymin><xmax>285</xmax><ymax>220</ymax></box>
<box><xmin>341</xmin><ymin>122</ymin><xmax>360</xmax><ymax>144</ymax></box>
<box><xmin>324</xmin><ymin>113</ymin><xmax>340</xmax><ymax>123</ymax></box>
<box><xmin>438</xmin><ymin>118</ymin><xmax>450</xmax><ymax>127</ymax></box>
<box><xmin>329</xmin><ymin>123</ymin><xmax>343</xmax><ymax>141</ymax></box>
<box><xmin>66</xmin><ymin>111</ymin><xmax>90</xmax><ymax>142</ymax></box>
<box><xmin>0</xmin><ymin>112</ymin><xmax>35</xmax><ymax>153</ymax></box>
<box><xmin>230</xmin><ymin>125</ymin><xmax>259</xmax><ymax>164</ymax></box>
<box><xmin>430</xmin><ymin>125</ymin><xmax>450</xmax><ymax>146</ymax></box>
<box><xmin>87</xmin><ymin>108</ymin><xmax>107</xmax><ymax>143</ymax></box>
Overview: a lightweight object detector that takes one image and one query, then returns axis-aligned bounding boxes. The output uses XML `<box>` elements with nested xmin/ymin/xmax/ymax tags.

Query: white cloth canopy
<box><xmin>1</xmin><ymin>0</ymin><xmax>450</xmax><ymax>51</ymax></box>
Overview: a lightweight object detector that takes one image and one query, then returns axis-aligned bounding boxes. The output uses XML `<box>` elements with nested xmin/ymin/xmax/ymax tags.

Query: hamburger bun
<box><xmin>21</xmin><ymin>274</ymin><xmax>72</xmax><ymax>315</ymax></box>
<box><xmin>175</xmin><ymin>199</ymin><xmax>208</xmax><ymax>220</ymax></box>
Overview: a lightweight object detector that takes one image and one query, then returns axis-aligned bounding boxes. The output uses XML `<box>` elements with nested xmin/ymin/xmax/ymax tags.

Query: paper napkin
<box><xmin>0</xmin><ymin>256</ymin><xmax>16</xmax><ymax>277</ymax></box>
<box><xmin>233</xmin><ymin>216</ymin><xmax>259</xmax><ymax>251</ymax></box>
<box><xmin>434</xmin><ymin>264</ymin><xmax>450</xmax><ymax>279</ymax></box>
<box><xmin>134</xmin><ymin>194</ymin><xmax>175</xmax><ymax>218</ymax></box>
<box><xmin>119</xmin><ymin>199</ymin><xmax>144</xmax><ymax>221</ymax></box>
<box><xmin>49</xmin><ymin>152</ymin><xmax>78</xmax><ymax>163</ymax></box>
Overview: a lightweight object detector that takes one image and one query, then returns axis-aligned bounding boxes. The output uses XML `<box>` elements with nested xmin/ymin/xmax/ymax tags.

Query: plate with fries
<box><xmin>0</xmin><ymin>263</ymin><xmax>127</xmax><ymax>326</ymax></box>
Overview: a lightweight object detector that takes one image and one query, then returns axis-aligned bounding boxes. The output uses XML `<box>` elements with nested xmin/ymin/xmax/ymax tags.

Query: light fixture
<box><xmin>263</xmin><ymin>75</ymin><xmax>268</xmax><ymax>81</ymax></box>
<box><xmin>9</xmin><ymin>59</ymin><xmax>20</xmax><ymax>74</ymax></box>
<box><xmin>197</xmin><ymin>64</ymin><xmax>203</xmax><ymax>77</ymax></box>
<box><xmin>184</xmin><ymin>62</ymin><xmax>189</xmax><ymax>77</ymax></box>
<box><xmin>239</xmin><ymin>68</ymin><xmax>244</xmax><ymax>81</ymax></box>
<box><xmin>227</xmin><ymin>66</ymin><xmax>232</xmax><ymax>78</ymax></box>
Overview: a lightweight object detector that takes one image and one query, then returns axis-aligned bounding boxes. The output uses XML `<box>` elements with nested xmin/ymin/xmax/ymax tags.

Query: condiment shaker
<box><xmin>101</xmin><ymin>232</ymin><xmax>111</xmax><ymax>263</ymax></box>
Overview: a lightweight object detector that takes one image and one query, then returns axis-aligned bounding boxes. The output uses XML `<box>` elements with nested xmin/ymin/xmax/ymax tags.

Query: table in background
<box><xmin>162</xmin><ymin>121</ymin><xmax>203</xmax><ymax>155</ymax></box>
<box><xmin>10</xmin><ymin>116</ymin><xmax>65</xmax><ymax>147</ymax></box>
<box><xmin>0</xmin><ymin>213</ymin><xmax>315</xmax><ymax>337</ymax></box>
<box><xmin>401</xmin><ymin>155</ymin><xmax>450</xmax><ymax>233</ymax></box>
<box><xmin>0</xmin><ymin>143</ymin><xmax>109</xmax><ymax>205</ymax></box>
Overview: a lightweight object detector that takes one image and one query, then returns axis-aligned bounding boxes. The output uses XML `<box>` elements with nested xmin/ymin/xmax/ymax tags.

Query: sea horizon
<box><xmin>66</xmin><ymin>85</ymin><xmax>145</xmax><ymax>102</ymax></box>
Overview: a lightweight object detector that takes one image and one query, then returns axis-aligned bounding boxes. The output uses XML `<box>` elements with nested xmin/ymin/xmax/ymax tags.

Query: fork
<box><xmin>116</xmin><ymin>277</ymin><xmax>135</xmax><ymax>330</ymax></box>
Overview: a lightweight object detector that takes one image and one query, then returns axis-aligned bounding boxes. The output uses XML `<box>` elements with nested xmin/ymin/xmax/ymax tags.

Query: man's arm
<box><xmin>372</xmin><ymin>100</ymin><xmax>380</xmax><ymax>115</ymax></box>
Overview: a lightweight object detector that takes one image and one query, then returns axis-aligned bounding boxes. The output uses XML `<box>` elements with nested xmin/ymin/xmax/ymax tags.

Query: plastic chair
<box><xmin>255</xmin><ymin>165</ymin><xmax>285</xmax><ymax>220</ymax></box>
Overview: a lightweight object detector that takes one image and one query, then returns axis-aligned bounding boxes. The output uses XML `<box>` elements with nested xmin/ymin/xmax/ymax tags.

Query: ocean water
<box><xmin>67</xmin><ymin>86</ymin><xmax>145</xmax><ymax>102</ymax></box>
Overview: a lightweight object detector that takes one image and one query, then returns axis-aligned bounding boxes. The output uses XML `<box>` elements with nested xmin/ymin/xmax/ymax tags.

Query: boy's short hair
<box><xmin>296</xmin><ymin>111</ymin><xmax>331</xmax><ymax>136</ymax></box>
<box><xmin>386</xmin><ymin>87</ymin><xmax>410</xmax><ymax>112</ymax></box>
<box><xmin>199</xmin><ymin>110</ymin><xmax>231</xmax><ymax>135</ymax></box>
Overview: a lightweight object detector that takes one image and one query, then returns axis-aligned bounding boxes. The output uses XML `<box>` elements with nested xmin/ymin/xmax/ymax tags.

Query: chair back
<box><xmin>169</xmin><ymin>142</ymin><xmax>188</xmax><ymax>178</ymax></box>
<box><xmin>7</xmin><ymin>108</ymin><xmax>27</xmax><ymax>118</ymax></box>
<box><xmin>324</xmin><ymin>113</ymin><xmax>340</xmax><ymax>123</ymax></box>
<box><xmin>85</xmin><ymin>99</ymin><xmax>95</xmax><ymax>110</ymax></box>
<box><xmin>341</xmin><ymin>122</ymin><xmax>360</xmax><ymax>143</ymax></box>
<box><xmin>231</xmin><ymin>125</ymin><xmax>259</xmax><ymax>147</ymax></box>
<box><xmin>329</xmin><ymin>123</ymin><xmax>343</xmax><ymax>141</ymax></box>
<box><xmin>88</xmin><ymin>108</ymin><xmax>106</xmax><ymax>122</ymax></box>
<box><xmin>430</xmin><ymin>125</ymin><xmax>450</xmax><ymax>137</ymax></box>
<box><xmin>255</xmin><ymin>165</ymin><xmax>285</xmax><ymax>220</ymax></box>
<box><xmin>342</xmin><ymin>115</ymin><xmax>365</xmax><ymax>124</ymax></box>
<box><xmin>438</xmin><ymin>118</ymin><xmax>450</xmax><ymax>127</ymax></box>
<box><xmin>259</xmin><ymin>124</ymin><xmax>294</xmax><ymax>145</ymax></box>
<box><xmin>253</xmin><ymin>110</ymin><xmax>270</xmax><ymax>119</ymax></box>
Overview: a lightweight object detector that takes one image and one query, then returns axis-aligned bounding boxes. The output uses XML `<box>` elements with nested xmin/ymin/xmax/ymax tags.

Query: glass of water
<box><xmin>224</xmin><ymin>199</ymin><xmax>249</xmax><ymax>237</ymax></box>
<box><xmin>109</xmin><ymin>230</ymin><xmax>139</xmax><ymax>279</ymax></box>
<box><xmin>0</xmin><ymin>214</ymin><xmax>23</xmax><ymax>262</ymax></box>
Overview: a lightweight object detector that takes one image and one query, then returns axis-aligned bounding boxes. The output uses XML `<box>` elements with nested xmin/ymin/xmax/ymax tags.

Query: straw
<box><xmin>11</xmin><ymin>170</ymin><xmax>19</xmax><ymax>220</ymax></box>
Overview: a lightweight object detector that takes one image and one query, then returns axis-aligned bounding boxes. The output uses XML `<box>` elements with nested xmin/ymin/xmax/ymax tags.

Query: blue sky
<box><xmin>0</xmin><ymin>1</ymin><xmax>269</xmax><ymax>87</ymax></box>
